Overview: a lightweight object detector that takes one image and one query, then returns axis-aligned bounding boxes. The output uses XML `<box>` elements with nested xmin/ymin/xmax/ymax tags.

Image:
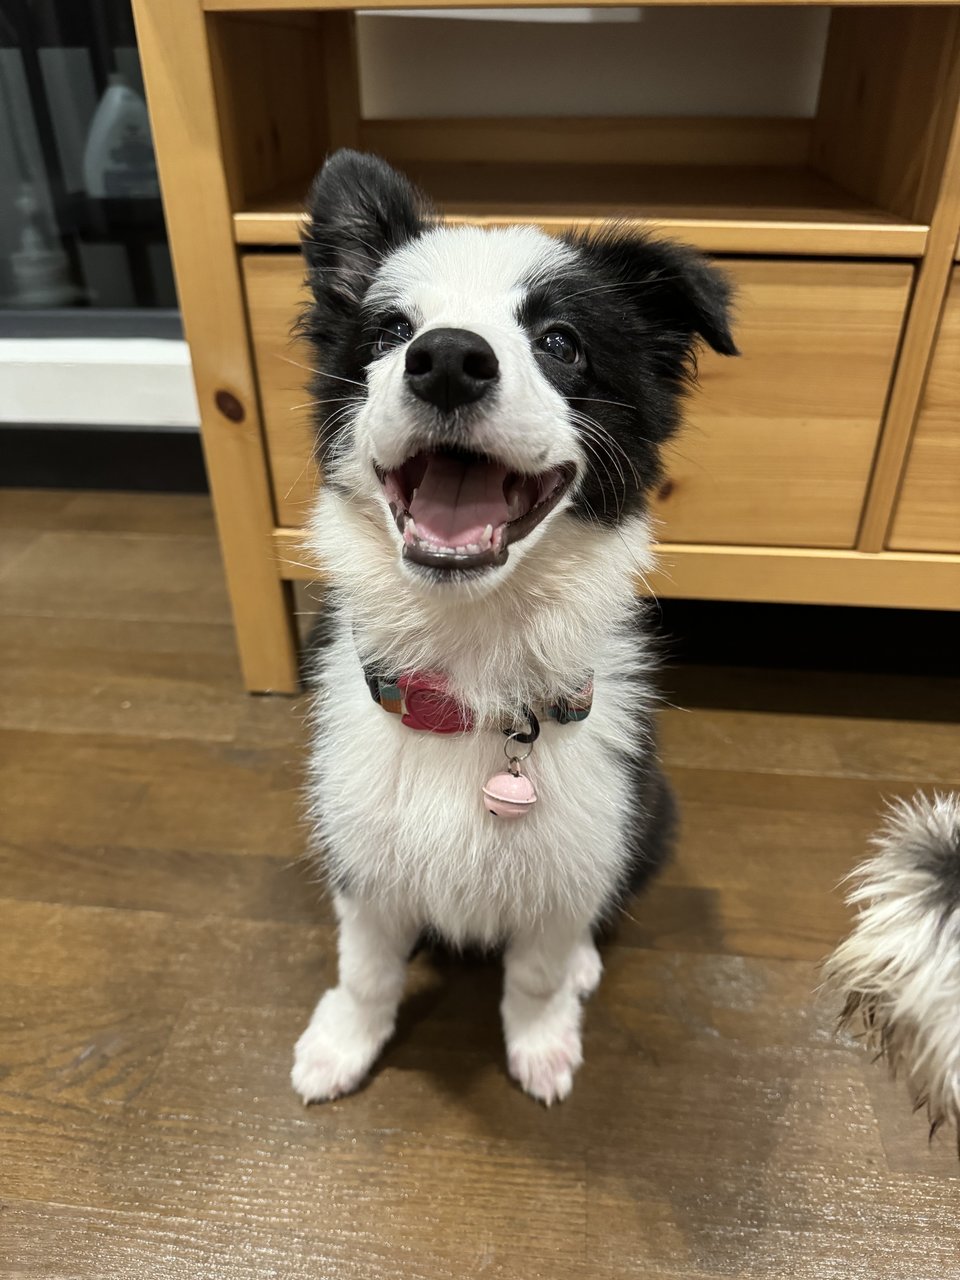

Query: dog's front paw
<box><xmin>506</xmin><ymin>995</ymin><xmax>583</xmax><ymax>1106</ymax></box>
<box><xmin>291</xmin><ymin>988</ymin><xmax>390</xmax><ymax>1104</ymax></box>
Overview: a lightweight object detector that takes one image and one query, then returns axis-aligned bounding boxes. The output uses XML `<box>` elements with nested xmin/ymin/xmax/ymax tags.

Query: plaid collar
<box><xmin>362</xmin><ymin>665</ymin><xmax>593</xmax><ymax>735</ymax></box>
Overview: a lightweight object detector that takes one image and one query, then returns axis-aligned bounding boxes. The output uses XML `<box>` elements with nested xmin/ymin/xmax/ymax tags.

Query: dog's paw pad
<box><xmin>508</xmin><ymin>1028</ymin><xmax>583</xmax><ymax>1106</ymax></box>
<box><xmin>568</xmin><ymin>941</ymin><xmax>603</xmax><ymax>1000</ymax></box>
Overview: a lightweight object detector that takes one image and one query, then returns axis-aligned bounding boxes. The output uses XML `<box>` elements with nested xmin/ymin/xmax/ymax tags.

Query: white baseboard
<box><xmin>0</xmin><ymin>337</ymin><xmax>200</xmax><ymax>429</ymax></box>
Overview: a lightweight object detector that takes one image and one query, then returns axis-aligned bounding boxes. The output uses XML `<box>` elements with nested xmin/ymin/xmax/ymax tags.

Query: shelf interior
<box><xmin>234</xmin><ymin>161</ymin><xmax>927</xmax><ymax>258</ymax></box>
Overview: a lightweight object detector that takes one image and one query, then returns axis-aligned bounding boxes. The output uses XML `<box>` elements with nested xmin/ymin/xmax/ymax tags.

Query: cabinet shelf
<box><xmin>234</xmin><ymin>162</ymin><xmax>926</xmax><ymax>258</ymax></box>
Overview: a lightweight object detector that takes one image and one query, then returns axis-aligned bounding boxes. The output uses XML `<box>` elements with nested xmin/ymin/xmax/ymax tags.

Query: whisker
<box><xmin>569</xmin><ymin>408</ymin><xmax>641</xmax><ymax>519</ymax></box>
<box><xmin>278</xmin><ymin>557</ymin><xmax>323</xmax><ymax>578</ymax></box>
<box><xmin>573</xmin><ymin>433</ymin><xmax>615</xmax><ymax>519</ymax></box>
<box><xmin>573</xmin><ymin>417</ymin><xmax>626</xmax><ymax>494</ymax></box>
<box><xmin>570</xmin><ymin>408</ymin><xmax>643</xmax><ymax>497</ymax></box>
<box><xmin>569</xmin><ymin>395</ymin><xmax>636</xmax><ymax>412</ymax></box>
<box><xmin>275</xmin><ymin>354</ymin><xmax>365</xmax><ymax>388</ymax></box>
<box><xmin>290</xmin><ymin>394</ymin><xmax>364</xmax><ymax>410</ymax></box>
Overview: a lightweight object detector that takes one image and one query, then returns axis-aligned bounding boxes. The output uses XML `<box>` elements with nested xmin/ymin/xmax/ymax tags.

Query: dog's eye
<box><xmin>537</xmin><ymin>330</ymin><xmax>580</xmax><ymax>364</ymax></box>
<box><xmin>376</xmin><ymin>316</ymin><xmax>414</xmax><ymax>352</ymax></box>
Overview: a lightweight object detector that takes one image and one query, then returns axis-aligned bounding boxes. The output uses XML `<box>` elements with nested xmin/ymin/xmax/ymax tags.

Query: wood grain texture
<box><xmin>209</xmin><ymin>13</ymin><xmax>327</xmax><ymax>208</ymax></box>
<box><xmin>242</xmin><ymin>253</ymin><xmax>318</xmax><ymax>529</ymax></box>
<box><xmin>320</xmin><ymin>11</ymin><xmax>362</xmax><ymax>151</ymax></box>
<box><xmin>233</xmin><ymin>163</ymin><xmax>927</xmax><ymax>258</ymax></box>
<box><xmin>2</xmin><ymin>488</ymin><xmax>960</xmax><ymax>1279</ymax></box>
<box><xmin>131</xmin><ymin>0</ymin><xmax>300</xmax><ymax>693</ymax></box>
<box><xmin>857</xmin><ymin>38</ymin><xmax>960</xmax><ymax>553</ymax></box>
<box><xmin>653</xmin><ymin>260</ymin><xmax>912</xmax><ymax>548</ymax></box>
<box><xmin>889</xmin><ymin>269</ymin><xmax>960</xmax><ymax>552</ymax></box>
<box><xmin>812</xmin><ymin>9</ymin><xmax>960</xmax><ymax>223</ymax></box>
<box><xmin>361</xmin><ymin>115</ymin><xmax>814</xmax><ymax>168</ymax></box>
<box><xmin>648</xmin><ymin>544</ymin><xmax>960</xmax><ymax>610</ymax></box>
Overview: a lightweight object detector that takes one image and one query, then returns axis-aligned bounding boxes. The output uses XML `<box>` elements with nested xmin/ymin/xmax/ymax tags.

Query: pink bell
<box><xmin>482</xmin><ymin>769</ymin><xmax>538</xmax><ymax>819</ymax></box>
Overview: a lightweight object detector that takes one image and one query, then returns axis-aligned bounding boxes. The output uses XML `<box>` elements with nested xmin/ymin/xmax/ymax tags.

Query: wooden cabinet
<box><xmin>889</xmin><ymin>270</ymin><xmax>960</xmax><ymax>553</ymax></box>
<box><xmin>133</xmin><ymin>0</ymin><xmax>960</xmax><ymax>691</ymax></box>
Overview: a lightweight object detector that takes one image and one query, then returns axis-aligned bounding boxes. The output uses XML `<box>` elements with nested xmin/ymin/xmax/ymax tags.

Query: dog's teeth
<box><xmin>481</xmin><ymin>524</ymin><xmax>493</xmax><ymax>546</ymax></box>
<box><xmin>411</xmin><ymin>487</ymin><xmax>418</xmax><ymax>500</ymax></box>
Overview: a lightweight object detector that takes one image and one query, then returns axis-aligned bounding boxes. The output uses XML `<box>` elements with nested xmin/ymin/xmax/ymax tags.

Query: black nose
<box><xmin>404</xmin><ymin>328</ymin><xmax>499</xmax><ymax>414</ymax></box>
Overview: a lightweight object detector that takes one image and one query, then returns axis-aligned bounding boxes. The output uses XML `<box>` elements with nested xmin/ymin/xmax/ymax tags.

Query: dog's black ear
<box><xmin>581</xmin><ymin>231</ymin><xmax>738</xmax><ymax>361</ymax></box>
<box><xmin>302</xmin><ymin>150</ymin><xmax>431</xmax><ymax>312</ymax></box>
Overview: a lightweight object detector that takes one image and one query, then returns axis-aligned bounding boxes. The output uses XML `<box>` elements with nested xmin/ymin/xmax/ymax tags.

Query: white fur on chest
<box><xmin>308</xmin><ymin>629</ymin><xmax>647</xmax><ymax>945</ymax></box>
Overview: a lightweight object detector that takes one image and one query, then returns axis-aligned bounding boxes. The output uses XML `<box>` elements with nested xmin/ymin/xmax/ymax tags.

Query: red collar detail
<box><xmin>364</xmin><ymin>666</ymin><xmax>593</xmax><ymax>734</ymax></box>
<box><xmin>396</xmin><ymin>672</ymin><xmax>472</xmax><ymax>734</ymax></box>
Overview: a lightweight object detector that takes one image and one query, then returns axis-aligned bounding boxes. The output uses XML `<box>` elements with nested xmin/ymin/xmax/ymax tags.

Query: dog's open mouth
<box><xmin>375</xmin><ymin>448</ymin><xmax>575</xmax><ymax>571</ymax></box>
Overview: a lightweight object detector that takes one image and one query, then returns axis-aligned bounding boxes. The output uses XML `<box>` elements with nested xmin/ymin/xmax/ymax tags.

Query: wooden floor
<box><xmin>2</xmin><ymin>488</ymin><xmax>960</xmax><ymax>1280</ymax></box>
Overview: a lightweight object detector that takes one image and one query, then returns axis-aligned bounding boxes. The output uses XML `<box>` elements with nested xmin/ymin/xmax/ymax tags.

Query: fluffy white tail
<box><xmin>824</xmin><ymin>793</ymin><xmax>960</xmax><ymax>1139</ymax></box>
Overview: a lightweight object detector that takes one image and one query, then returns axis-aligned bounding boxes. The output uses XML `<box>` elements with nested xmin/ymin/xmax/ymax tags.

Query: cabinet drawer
<box><xmin>653</xmin><ymin>259</ymin><xmax>912</xmax><ymax>547</ymax></box>
<box><xmin>244</xmin><ymin>253</ymin><xmax>912</xmax><ymax>543</ymax></box>
<box><xmin>888</xmin><ymin>269</ymin><xmax>960</xmax><ymax>553</ymax></box>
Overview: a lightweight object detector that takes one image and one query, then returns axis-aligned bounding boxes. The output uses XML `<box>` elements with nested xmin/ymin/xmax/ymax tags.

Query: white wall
<box><xmin>358</xmin><ymin>7</ymin><xmax>832</xmax><ymax>120</ymax></box>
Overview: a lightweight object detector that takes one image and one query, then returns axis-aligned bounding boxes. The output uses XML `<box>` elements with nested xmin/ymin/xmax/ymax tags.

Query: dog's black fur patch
<box><xmin>519</xmin><ymin>231</ymin><xmax>737</xmax><ymax>523</ymax></box>
<box><xmin>299</xmin><ymin>152</ymin><xmax>432</xmax><ymax>484</ymax></box>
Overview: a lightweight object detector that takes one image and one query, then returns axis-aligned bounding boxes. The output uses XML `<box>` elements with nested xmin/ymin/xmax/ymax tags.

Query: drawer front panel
<box><xmin>654</xmin><ymin>259</ymin><xmax>912</xmax><ymax>547</ymax></box>
<box><xmin>245</xmin><ymin>253</ymin><xmax>912</xmax><ymax>544</ymax></box>
<box><xmin>888</xmin><ymin>269</ymin><xmax>960</xmax><ymax>553</ymax></box>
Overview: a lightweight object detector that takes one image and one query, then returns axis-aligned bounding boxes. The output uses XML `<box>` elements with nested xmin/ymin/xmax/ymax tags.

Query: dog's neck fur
<box><xmin>311</xmin><ymin>491</ymin><xmax>653</xmax><ymax>719</ymax></box>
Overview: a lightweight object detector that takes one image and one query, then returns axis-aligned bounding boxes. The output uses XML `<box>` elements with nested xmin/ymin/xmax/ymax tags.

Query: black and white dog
<box><xmin>291</xmin><ymin>150</ymin><xmax>736</xmax><ymax>1105</ymax></box>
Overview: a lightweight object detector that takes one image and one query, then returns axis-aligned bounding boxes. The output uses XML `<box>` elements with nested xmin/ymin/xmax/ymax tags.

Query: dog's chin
<box><xmin>373</xmin><ymin>446</ymin><xmax>576</xmax><ymax>590</ymax></box>
<box><xmin>399</xmin><ymin>553</ymin><xmax>511</xmax><ymax>593</ymax></box>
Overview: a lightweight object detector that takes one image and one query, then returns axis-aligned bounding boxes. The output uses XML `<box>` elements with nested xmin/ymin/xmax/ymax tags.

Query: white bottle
<box><xmin>83</xmin><ymin>72</ymin><xmax>159</xmax><ymax>199</ymax></box>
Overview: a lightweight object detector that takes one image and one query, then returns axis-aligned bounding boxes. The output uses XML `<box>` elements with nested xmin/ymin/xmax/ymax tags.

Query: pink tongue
<box><xmin>409</xmin><ymin>455</ymin><xmax>512</xmax><ymax>546</ymax></box>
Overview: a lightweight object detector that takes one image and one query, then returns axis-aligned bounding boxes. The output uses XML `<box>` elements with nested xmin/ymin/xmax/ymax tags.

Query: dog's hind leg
<box><xmin>292</xmin><ymin>893</ymin><xmax>417</xmax><ymax>1103</ymax></box>
<box><xmin>502</xmin><ymin>916</ymin><xmax>591</xmax><ymax>1106</ymax></box>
